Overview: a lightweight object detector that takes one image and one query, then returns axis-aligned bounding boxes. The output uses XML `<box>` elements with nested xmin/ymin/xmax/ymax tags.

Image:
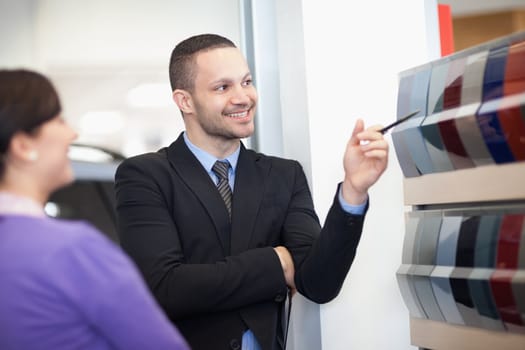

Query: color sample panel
<box><xmin>474</xmin><ymin>215</ymin><xmax>502</xmax><ymax>269</ymax></box>
<box><xmin>504</xmin><ymin>41</ymin><xmax>525</xmax><ymax>94</ymax></box>
<box><xmin>402</xmin><ymin>212</ymin><xmax>421</xmax><ymax>265</ymax></box>
<box><xmin>497</xmin><ymin>95</ymin><xmax>525</xmax><ymax>161</ymax></box>
<box><xmin>394</xmin><ymin>73</ymin><xmax>420</xmax><ymax>177</ymax></box>
<box><xmin>428</xmin><ymin>61</ymin><xmax>448</xmax><ymax>116</ymax></box>
<box><xmin>422</xmin><ymin>61</ymin><xmax>455</xmax><ymax>172</ymax></box>
<box><xmin>401</xmin><ymin>114</ymin><xmax>430</xmax><ymax>175</ymax></box>
<box><xmin>499</xmin><ymin>41</ymin><xmax>525</xmax><ymax>161</ymax></box>
<box><xmin>496</xmin><ymin>214</ymin><xmax>524</xmax><ymax>269</ymax></box>
<box><xmin>455</xmin><ymin>51</ymin><xmax>494</xmax><ymax>167</ymax></box>
<box><xmin>451</xmin><ymin>216</ymin><xmax>483</xmax><ymax>328</ymax></box>
<box><xmin>392</xmin><ymin>128</ymin><xmax>420</xmax><ymax>178</ymax></box>
<box><xmin>431</xmin><ymin>214</ymin><xmax>464</xmax><ymax>325</ymax></box>
<box><xmin>439</xmin><ymin>115</ymin><xmax>475</xmax><ymax>170</ymax></box>
<box><xmin>490</xmin><ymin>214</ymin><xmax>525</xmax><ymax>330</ymax></box>
<box><xmin>404</xmin><ymin>67</ymin><xmax>434</xmax><ymax>175</ymax></box>
<box><xmin>468</xmin><ymin>214</ymin><xmax>505</xmax><ymax>329</ymax></box>
<box><xmin>490</xmin><ymin>270</ymin><xmax>524</xmax><ymax>332</ymax></box>
<box><xmin>455</xmin><ymin>215</ymin><xmax>480</xmax><ymax>267</ymax></box>
<box><xmin>413</xmin><ymin>212</ymin><xmax>445</xmax><ymax>321</ymax></box>
<box><xmin>439</xmin><ymin>57</ymin><xmax>476</xmax><ymax>170</ymax></box>
<box><xmin>469</xmin><ymin>268</ymin><xmax>506</xmax><ymax>331</ymax></box>
<box><xmin>513</xmin><ymin>271</ymin><xmax>525</xmax><ymax>327</ymax></box>
<box><xmin>397</xmin><ymin>213</ymin><xmax>427</xmax><ymax>318</ymax></box>
<box><xmin>514</xmin><ymin>220</ymin><xmax>525</xmax><ymax>326</ymax></box>
<box><xmin>477</xmin><ymin>45</ymin><xmax>515</xmax><ymax>164</ymax></box>
<box><xmin>443</xmin><ymin>58</ymin><xmax>465</xmax><ymax>110</ymax></box>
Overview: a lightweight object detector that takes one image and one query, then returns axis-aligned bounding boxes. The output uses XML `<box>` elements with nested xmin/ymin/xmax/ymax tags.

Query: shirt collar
<box><xmin>0</xmin><ymin>191</ymin><xmax>46</xmax><ymax>217</ymax></box>
<box><xmin>183</xmin><ymin>132</ymin><xmax>240</xmax><ymax>173</ymax></box>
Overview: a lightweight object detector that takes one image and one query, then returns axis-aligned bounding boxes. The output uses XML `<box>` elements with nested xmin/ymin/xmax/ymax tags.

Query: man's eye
<box><xmin>243</xmin><ymin>79</ymin><xmax>253</xmax><ymax>86</ymax></box>
<box><xmin>215</xmin><ymin>85</ymin><xmax>228</xmax><ymax>91</ymax></box>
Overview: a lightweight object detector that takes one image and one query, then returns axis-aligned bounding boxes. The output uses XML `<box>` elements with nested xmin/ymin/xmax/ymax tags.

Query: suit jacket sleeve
<box><xmin>115</xmin><ymin>154</ymin><xmax>288</xmax><ymax>320</ymax></box>
<box><xmin>282</xmin><ymin>161</ymin><xmax>366</xmax><ymax>304</ymax></box>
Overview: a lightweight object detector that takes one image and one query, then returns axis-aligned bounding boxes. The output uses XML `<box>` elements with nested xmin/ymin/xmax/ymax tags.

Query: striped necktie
<box><xmin>212</xmin><ymin>160</ymin><xmax>232</xmax><ymax>218</ymax></box>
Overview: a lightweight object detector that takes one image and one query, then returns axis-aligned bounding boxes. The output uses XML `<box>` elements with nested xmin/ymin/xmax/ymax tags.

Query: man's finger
<box><xmin>349</xmin><ymin>118</ymin><xmax>365</xmax><ymax>145</ymax></box>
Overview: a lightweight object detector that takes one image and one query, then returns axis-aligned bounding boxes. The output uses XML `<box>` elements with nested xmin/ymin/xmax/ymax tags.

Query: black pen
<box><xmin>380</xmin><ymin>110</ymin><xmax>420</xmax><ymax>134</ymax></box>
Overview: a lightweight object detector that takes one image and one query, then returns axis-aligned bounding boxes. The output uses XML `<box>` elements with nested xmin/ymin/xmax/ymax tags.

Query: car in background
<box><xmin>46</xmin><ymin>144</ymin><xmax>123</xmax><ymax>243</ymax></box>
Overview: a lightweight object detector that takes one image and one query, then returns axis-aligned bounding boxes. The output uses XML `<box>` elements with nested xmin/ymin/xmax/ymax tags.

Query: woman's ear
<box><xmin>8</xmin><ymin>132</ymin><xmax>39</xmax><ymax>162</ymax></box>
<box><xmin>172</xmin><ymin>89</ymin><xmax>194</xmax><ymax>115</ymax></box>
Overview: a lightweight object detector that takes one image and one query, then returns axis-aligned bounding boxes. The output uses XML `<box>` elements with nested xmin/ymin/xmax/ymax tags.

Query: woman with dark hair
<box><xmin>0</xmin><ymin>69</ymin><xmax>189</xmax><ymax>350</ymax></box>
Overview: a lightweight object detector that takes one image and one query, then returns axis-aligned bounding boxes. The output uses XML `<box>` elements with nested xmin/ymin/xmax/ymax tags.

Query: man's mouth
<box><xmin>224</xmin><ymin>108</ymin><xmax>251</xmax><ymax>119</ymax></box>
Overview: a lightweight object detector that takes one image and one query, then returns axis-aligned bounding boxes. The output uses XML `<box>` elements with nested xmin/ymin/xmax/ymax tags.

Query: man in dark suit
<box><xmin>115</xmin><ymin>34</ymin><xmax>389</xmax><ymax>350</ymax></box>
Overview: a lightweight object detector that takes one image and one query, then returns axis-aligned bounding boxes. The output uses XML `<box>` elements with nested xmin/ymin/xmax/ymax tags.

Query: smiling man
<box><xmin>115</xmin><ymin>33</ymin><xmax>389</xmax><ymax>350</ymax></box>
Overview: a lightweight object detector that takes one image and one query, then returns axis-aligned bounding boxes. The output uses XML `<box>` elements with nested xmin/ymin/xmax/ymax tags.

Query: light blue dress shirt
<box><xmin>183</xmin><ymin>132</ymin><xmax>366</xmax><ymax>349</ymax></box>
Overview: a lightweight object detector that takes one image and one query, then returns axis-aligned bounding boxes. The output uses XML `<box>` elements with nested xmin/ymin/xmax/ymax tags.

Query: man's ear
<box><xmin>172</xmin><ymin>89</ymin><xmax>194</xmax><ymax>115</ymax></box>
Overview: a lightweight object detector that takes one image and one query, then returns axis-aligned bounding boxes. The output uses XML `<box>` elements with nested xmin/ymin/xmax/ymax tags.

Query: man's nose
<box><xmin>230</xmin><ymin>85</ymin><xmax>251</xmax><ymax>105</ymax></box>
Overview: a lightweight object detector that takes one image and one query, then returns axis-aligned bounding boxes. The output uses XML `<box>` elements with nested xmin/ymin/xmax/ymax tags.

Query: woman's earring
<box><xmin>27</xmin><ymin>151</ymin><xmax>39</xmax><ymax>162</ymax></box>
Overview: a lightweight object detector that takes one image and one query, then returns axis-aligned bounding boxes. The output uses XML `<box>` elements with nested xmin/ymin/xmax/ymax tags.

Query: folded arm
<box><xmin>115</xmin><ymin>158</ymin><xmax>288</xmax><ymax>319</ymax></box>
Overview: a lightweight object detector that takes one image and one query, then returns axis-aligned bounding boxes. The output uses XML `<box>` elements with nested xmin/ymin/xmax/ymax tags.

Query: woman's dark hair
<box><xmin>0</xmin><ymin>69</ymin><xmax>61</xmax><ymax>177</ymax></box>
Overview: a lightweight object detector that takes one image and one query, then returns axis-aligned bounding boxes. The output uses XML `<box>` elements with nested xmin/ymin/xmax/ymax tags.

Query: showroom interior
<box><xmin>1</xmin><ymin>0</ymin><xmax>524</xmax><ymax>349</ymax></box>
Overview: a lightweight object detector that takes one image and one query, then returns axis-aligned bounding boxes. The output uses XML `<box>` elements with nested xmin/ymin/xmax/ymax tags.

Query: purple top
<box><xmin>0</xmin><ymin>214</ymin><xmax>189</xmax><ymax>350</ymax></box>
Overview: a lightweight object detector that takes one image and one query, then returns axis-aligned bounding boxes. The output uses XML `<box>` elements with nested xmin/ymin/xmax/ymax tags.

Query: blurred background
<box><xmin>0</xmin><ymin>0</ymin><xmax>242</xmax><ymax>158</ymax></box>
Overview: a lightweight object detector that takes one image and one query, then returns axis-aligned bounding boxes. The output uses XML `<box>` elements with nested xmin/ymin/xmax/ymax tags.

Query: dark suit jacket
<box><xmin>115</xmin><ymin>133</ymin><xmax>367</xmax><ymax>350</ymax></box>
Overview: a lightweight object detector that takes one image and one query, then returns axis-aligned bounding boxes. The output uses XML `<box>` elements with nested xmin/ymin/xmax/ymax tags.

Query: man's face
<box><xmin>187</xmin><ymin>47</ymin><xmax>258</xmax><ymax>142</ymax></box>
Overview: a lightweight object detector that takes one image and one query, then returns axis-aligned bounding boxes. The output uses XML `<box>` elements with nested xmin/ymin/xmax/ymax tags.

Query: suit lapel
<box><xmin>230</xmin><ymin>146</ymin><xmax>269</xmax><ymax>255</ymax></box>
<box><xmin>166</xmin><ymin>134</ymin><xmax>232</xmax><ymax>255</ymax></box>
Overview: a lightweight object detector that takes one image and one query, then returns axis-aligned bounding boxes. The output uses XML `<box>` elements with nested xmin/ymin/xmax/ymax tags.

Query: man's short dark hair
<box><xmin>169</xmin><ymin>34</ymin><xmax>236</xmax><ymax>92</ymax></box>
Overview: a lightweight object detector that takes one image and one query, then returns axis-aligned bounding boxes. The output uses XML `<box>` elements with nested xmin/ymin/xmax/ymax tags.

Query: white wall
<box><xmin>33</xmin><ymin>0</ymin><xmax>241</xmax><ymax>67</ymax></box>
<box><xmin>0</xmin><ymin>0</ymin><xmax>36</xmax><ymax>68</ymax></box>
<box><xmin>273</xmin><ymin>0</ymin><xmax>441</xmax><ymax>348</ymax></box>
